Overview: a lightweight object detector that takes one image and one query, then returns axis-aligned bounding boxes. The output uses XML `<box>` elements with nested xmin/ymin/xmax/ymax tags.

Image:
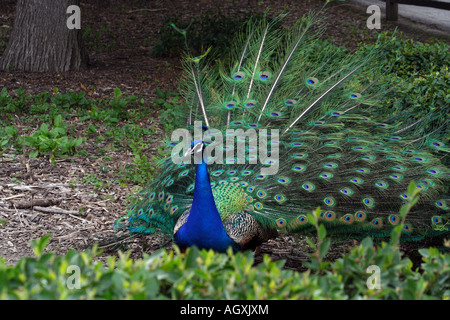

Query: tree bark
<box><xmin>0</xmin><ymin>0</ymin><xmax>88</xmax><ymax>72</ymax></box>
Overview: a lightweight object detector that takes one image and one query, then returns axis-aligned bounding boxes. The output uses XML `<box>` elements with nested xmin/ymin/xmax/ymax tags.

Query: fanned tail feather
<box><xmin>114</xmin><ymin>10</ymin><xmax>449</xmax><ymax>246</ymax></box>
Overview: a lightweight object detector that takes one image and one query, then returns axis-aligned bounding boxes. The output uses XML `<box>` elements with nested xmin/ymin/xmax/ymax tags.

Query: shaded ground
<box><xmin>0</xmin><ymin>0</ymin><xmax>448</xmax><ymax>270</ymax></box>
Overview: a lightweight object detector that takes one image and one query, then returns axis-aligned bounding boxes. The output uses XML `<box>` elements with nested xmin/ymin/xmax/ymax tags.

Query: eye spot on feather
<box><xmin>324</xmin><ymin>162</ymin><xmax>338</xmax><ymax>169</ymax></box>
<box><xmin>166</xmin><ymin>179</ymin><xmax>174</xmax><ymax>187</ymax></box>
<box><xmin>324</xmin><ymin>211</ymin><xmax>335</xmax><ymax>221</ymax></box>
<box><xmin>224</xmin><ymin>101</ymin><xmax>237</xmax><ymax>109</ymax></box>
<box><xmin>402</xmin><ymin>224</ymin><xmax>413</xmax><ymax>233</ymax></box>
<box><xmin>427</xmin><ymin>168</ymin><xmax>440</xmax><ymax>175</ymax></box>
<box><xmin>241</xmin><ymin>170</ymin><xmax>253</xmax><ymax>176</ymax></box>
<box><xmin>400</xmin><ymin>193</ymin><xmax>410</xmax><ymax>201</ymax></box>
<box><xmin>284</xmin><ymin>99</ymin><xmax>297</xmax><ymax>106</ymax></box>
<box><xmin>256</xmin><ymin>190</ymin><xmax>267</xmax><ymax>199</ymax></box>
<box><xmin>319</xmin><ymin>172</ymin><xmax>334</xmax><ymax>180</ymax></box>
<box><xmin>323</xmin><ymin>197</ymin><xmax>335</xmax><ymax>207</ymax></box>
<box><xmin>276</xmin><ymin>218</ymin><xmax>287</xmax><ymax>228</ymax></box>
<box><xmin>431</xmin><ymin>216</ymin><xmax>442</xmax><ymax>225</ymax></box>
<box><xmin>292</xmin><ymin>215</ymin><xmax>308</xmax><ymax>227</ymax></box>
<box><xmin>254</xmin><ymin>202</ymin><xmax>264</xmax><ymax>210</ymax></box>
<box><xmin>349</xmin><ymin>93</ymin><xmax>361</xmax><ymax>99</ymax></box>
<box><xmin>244</xmin><ymin>100</ymin><xmax>256</xmax><ymax>108</ymax></box>
<box><xmin>413</xmin><ymin>156</ymin><xmax>428</xmax><ymax>163</ymax></box>
<box><xmin>389</xmin><ymin>215</ymin><xmax>400</xmax><ymax>225</ymax></box>
<box><xmin>302</xmin><ymin>182</ymin><xmax>315</xmax><ymax>192</ymax></box>
<box><xmin>430</xmin><ymin>140</ymin><xmax>444</xmax><ymax>148</ymax></box>
<box><xmin>231</xmin><ymin>121</ymin><xmax>244</xmax><ymax>126</ymax></box>
<box><xmin>277</xmin><ymin>177</ymin><xmax>291</xmax><ymax>185</ymax></box>
<box><xmin>232</xmin><ymin>71</ymin><xmax>245</xmax><ymax>81</ymax></box>
<box><xmin>370</xmin><ymin>218</ymin><xmax>383</xmax><ymax>228</ymax></box>
<box><xmin>292</xmin><ymin>165</ymin><xmax>307</xmax><ymax>172</ymax></box>
<box><xmin>306</xmin><ymin>77</ymin><xmax>319</xmax><ymax>86</ymax></box>
<box><xmin>386</xmin><ymin>155</ymin><xmax>402</xmax><ymax>160</ymax></box>
<box><xmin>435</xmin><ymin>200</ymin><xmax>448</xmax><ymax>210</ymax></box>
<box><xmin>340</xmin><ymin>188</ymin><xmax>354</xmax><ymax>196</ymax></box>
<box><xmin>363</xmin><ymin>197</ymin><xmax>375</xmax><ymax>208</ymax></box>
<box><xmin>341</xmin><ymin>214</ymin><xmax>354</xmax><ymax>224</ymax></box>
<box><xmin>269</xmin><ymin>111</ymin><xmax>282</xmax><ymax>117</ymax></box>
<box><xmin>274</xmin><ymin>194</ymin><xmax>287</xmax><ymax>204</ymax></box>
<box><xmin>170</xmin><ymin>206</ymin><xmax>179</xmax><ymax>215</ymax></box>
<box><xmin>355</xmin><ymin>211</ymin><xmax>366</xmax><ymax>221</ymax></box>
<box><xmin>375</xmin><ymin>181</ymin><xmax>389</xmax><ymax>189</ymax></box>
<box><xmin>389</xmin><ymin>174</ymin><xmax>403</xmax><ymax>181</ymax></box>
<box><xmin>259</xmin><ymin>71</ymin><xmax>271</xmax><ymax>80</ymax></box>
<box><xmin>350</xmin><ymin>177</ymin><xmax>364</xmax><ymax>185</ymax></box>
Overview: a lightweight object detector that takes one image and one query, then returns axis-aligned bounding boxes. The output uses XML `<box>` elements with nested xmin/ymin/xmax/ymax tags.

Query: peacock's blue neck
<box><xmin>174</xmin><ymin>158</ymin><xmax>234</xmax><ymax>252</ymax></box>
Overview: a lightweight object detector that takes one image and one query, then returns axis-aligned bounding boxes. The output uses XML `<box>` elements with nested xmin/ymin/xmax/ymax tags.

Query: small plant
<box><xmin>153</xmin><ymin>88</ymin><xmax>188</xmax><ymax>132</ymax></box>
<box><xmin>81</xmin><ymin>174</ymin><xmax>106</xmax><ymax>189</ymax></box>
<box><xmin>150</xmin><ymin>10</ymin><xmax>261</xmax><ymax>58</ymax></box>
<box><xmin>0</xmin><ymin>125</ymin><xmax>19</xmax><ymax>154</ymax></box>
<box><xmin>22</xmin><ymin>115</ymin><xmax>84</xmax><ymax>164</ymax></box>
<box><xmin>109</xmin><ymin>88</ymin><xmax>137</xmax><ymax>121</ymax></box>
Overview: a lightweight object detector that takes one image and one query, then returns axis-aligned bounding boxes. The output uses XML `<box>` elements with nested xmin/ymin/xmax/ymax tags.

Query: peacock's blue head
<box><xmin>185</xmin><ymin>139</ymin><xmax>207</xmax><ymax>165</ymax></box>
<box><xmin>187</xmin><ymin>139</ymin><xmax>204</xmax><ymax>154</ymax></box>
<box><xmin>186</xmin><ymin>125</ymin><xmax>209</xmax><ymax>160</ymax></box>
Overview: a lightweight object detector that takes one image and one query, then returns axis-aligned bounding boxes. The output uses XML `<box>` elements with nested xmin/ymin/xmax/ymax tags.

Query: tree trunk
<box><xmin>0</xmin><ymin>0</ymin><xmax>88</xmax><ymax>72</ymax></box>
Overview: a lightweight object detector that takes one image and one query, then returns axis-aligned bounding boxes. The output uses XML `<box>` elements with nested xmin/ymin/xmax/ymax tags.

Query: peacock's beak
<box><xmin>185</xmin><ymin>140</ymin><xmax>204</xmax><ymax>157</ymax></box>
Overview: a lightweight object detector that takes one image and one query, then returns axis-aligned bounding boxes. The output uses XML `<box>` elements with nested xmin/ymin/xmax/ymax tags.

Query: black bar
<box><xmin>382</xmin><ymin>0</ymin><xmax>450</xmax><ymax>10</ymax></box>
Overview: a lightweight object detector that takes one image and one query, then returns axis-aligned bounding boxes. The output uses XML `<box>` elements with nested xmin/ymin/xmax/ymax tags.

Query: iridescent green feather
<box><xmin>114</xmin><ymin>10</ymin><xmax>449</xmax><ymax>248</ymax></box>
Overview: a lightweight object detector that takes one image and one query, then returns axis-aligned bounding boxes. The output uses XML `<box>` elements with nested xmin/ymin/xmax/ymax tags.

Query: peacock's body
<box><xmin>114</xmin><ymin>12</ymin><xmax>449</xmax><ymax>252</ymax></box>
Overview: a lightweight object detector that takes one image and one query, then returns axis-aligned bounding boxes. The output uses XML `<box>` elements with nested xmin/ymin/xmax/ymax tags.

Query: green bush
<box><xmin>22</xmin><ymin>115</ymin><xmax>84</xmax><ymax>164</ymax></box>
<box><xmin>150</xmin><ymin>10</ymin><xmax>264</xmax><ymax>58</ymax></box>
<box><xmin>362</xmin><ymin>35</ymin><xmax>450</xmax><ymax>144</ymax></box>
<box><xmin>1</xmin><ymin>183</ymin><xmax>448</xmax><ymax>300</ymax></box>
<box><xmin>1</xmin><ymin>233</ymin><xmax>448</xmax><ymax>300</ymax></box>
<box><xmin>153</xmin><ymin>88</ymin><xmax>188</xmax><ymax>132</ymax></box>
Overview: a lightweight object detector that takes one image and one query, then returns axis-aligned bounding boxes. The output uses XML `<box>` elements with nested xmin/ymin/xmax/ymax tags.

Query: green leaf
<box><xmin>305</xmin><ymin>237</ymin><xmax>317</xmax><ymax>251</ymax></box>
<box><xmin>113</xmin><ymin>87</ymin><xmax>122</xmax><ymax>98</ymax></box>
<box><xmin>29</xmin><ymin>150</ymin><xmax>39</xmax><ymax>159</ymax></box>
<box><xmin>407</xmin><ymin>181</ymin><xmax>417</xmax><ymax>196</ymax></box>
<box><xmin>361</xmin><ymin>237</ymin><xmax>373</xmax><ymax>250</ymax></box>
<box><xmin>318</xmin><ymin>224</ymin><xmax>327</xmax><ymax>240</ymax></box>
<box><xmin>156</xmin><ymin>87</ymin><xmax>165</xmax><ymax>99</ymax></box>
<box><xmin>319</xmin><ymin>238</ymin><xmax>331</xmax><ymax>260</ymax></box>
<box><xmin>53</xmin><ymin>115</ymin><xmax>62</xmax><ymax>128</ymax></box>
<box><xmin>30</xmin><ymin>234</ymin><xmax>52</xmax><ymax>257</ymax></box>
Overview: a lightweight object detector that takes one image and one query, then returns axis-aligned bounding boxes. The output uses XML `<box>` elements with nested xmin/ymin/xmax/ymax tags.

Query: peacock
<box><xmin>113</xmin><ymin>11</ymin><xmax>449</xmax><ymax>253</ymax></box>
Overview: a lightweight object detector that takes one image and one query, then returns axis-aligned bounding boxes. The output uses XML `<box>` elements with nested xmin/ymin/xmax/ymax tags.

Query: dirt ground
<box><xmin>0</xmin><ymin>0</ymin><xmax>448</xmax><ymax>270</ymax></box>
